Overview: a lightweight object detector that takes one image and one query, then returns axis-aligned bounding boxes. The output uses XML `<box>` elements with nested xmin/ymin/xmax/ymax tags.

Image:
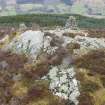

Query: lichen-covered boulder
<box><xmin>5</xmin><ymin>30</ymin><xmax>44</xmax><ymax>58</ymax></box>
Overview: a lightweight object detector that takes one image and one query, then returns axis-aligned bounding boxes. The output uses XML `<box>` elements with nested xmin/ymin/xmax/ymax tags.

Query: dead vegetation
<box><xmin>0</xmin><ymin>27</ymin><xmax>17</xmax><ymax>40</ymax></box>
<box><xmin>63</xmin><ymin>31</ymin><xmax>86</xmax><ymax>38</ymax></box>
<box><xmin>0</xmin><ymin>50</ymin><xmax>27</xmax><ymax>70</ymax></box>
<box><xmin>0</xmin><ymin>49</ymin><xmax>68</xmax><ymax>105</ymax></box>
<box><xmin>78</xmin><ymin>92</ymin><xmax>94</xmax><ymax>105</ymax></box>
<box><xmin>23</xmin><ymin>61</ymin><xmax>49</xmax><ymax>79</ymax></box>
<box><xmin>63</xmin><ymin>32</ymin><xmax>77</xmax><ymax>38</ymax></box>
<box><xmin>63</xmin><ymin>29</ymin><xmax>105</xmax><ymax>38</ymax></box>
<box><xmin>74</xmin><ymin>49</ymin><xmax>105</xmax><ymax>105</ymax></box>
<box><xmin>74</xmin><ymin>49</ymin><xmax>105</xmax><ymax>75</ymax></box>
<box><xmin>87</xmin><ymin>29</ymin><xmax>105</xmax><ymax>38</ymax></box>
<box><xmin>25</xmin><ymin>80</ymin><xmax>67</xmax><ymax>105</ymax></box>
<box><xmin>100</xmin><ymin>76</ymin><xmax>105</xmax><ymax>88</ymax></box>
<box><xmin>81</xmin><ymin>80</ymin><xmax>100</xmax><ymax>93</ymax></box>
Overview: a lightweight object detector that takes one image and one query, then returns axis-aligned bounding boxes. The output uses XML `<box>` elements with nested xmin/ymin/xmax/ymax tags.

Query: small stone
<box><xmin>0</xmin><ymin>61</ymin><xmax>8</xmax><ymax>70</ymax></box>
<box><xmin>9</xmin><ymin>97</ymin><xmax>21</xmax><ymax>105</ymax></box>
<box><xmin>12</xmin><ymin>74</ymin><xmax>22</xmax><ymax>81</ymax></box>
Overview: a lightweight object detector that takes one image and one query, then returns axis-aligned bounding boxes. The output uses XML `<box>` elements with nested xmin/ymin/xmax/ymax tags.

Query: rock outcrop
<box><xmin>3</xmin><ymin>29</ymin><xmax>81</xmax><ymax>105</ymax></box>
<box><xmin>4</xmin><ymin>28</ymin><xmax>105</xmax><ymax>105</ymax></box>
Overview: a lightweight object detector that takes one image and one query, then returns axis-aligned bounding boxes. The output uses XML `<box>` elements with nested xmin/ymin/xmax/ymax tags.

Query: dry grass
<box><xmin>81</xmin><ymin>80</ymin><xmax>100</xmax><ymax>93</ymax></box>
<box><xmin>0</xmin><ymin>50</ymin><xmax>27</xmax><ymax>70</ymax></box>
<box><xmin>76</xmin><ymin>69</ymin><xmax>105</xmax><ymax>105</ymax></box>
<box><xmin>100</xmin><ymin>76</ymin><xmax>105</xmax><ymax>88</ymax></box>
<box><xmin>22</xmin><ymin>80</ymin><xmax>67</xmax><ymax>105</ymax></box>
<box><xmin>24</xmin><ymin>61</ymin><xmax>49</xmax><ymax>79</ymax></box>
<box><xmin>63</xmin><ymin>30</ymin><xmax>86</xmax><ymax>38</ymax></box>
<box><xmin>63</xmin><ymin>32</ymin><xmax>77</xmax><ymax>38</ymax></box>
<box><xmin>74</xmin><ymin>50</ymin><xmax>105</xmax><ymax>75</ymax></box>
<box><xmin>93</xmin><ymin>89</ymin><xmax>105</xmax><ymax>105</ymax></box>
<box><xmin>63</xmin><ymin>29</ymin><xmax>105</xmax><ymax>38</ymax></box>
<box><xmin>0</xmin><ymin>50</ymin><xmax>68</xmax><ymax>105</ymax></box>
<box><xmin>87</xmin><ymin>29</ymin><xmax>105</xmax><ymax>38</ymax></box>
<box><xmin>78</xmin><ymin>92</ymin><xmax>94</xmax><ymax>105</ymax></box>
<box><xmin>75</xmin><ymin>49</ymin><xmax>105</xmax><ymax>105</ymax></box>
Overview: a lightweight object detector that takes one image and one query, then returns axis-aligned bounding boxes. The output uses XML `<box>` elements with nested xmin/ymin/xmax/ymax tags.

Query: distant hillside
<box><xmin>0</xmin><ymin>14</ymin><xmax>105</xmax><ymax>29</ymax></box>
<box><xmin>16</xmin><ymin>0</ymin><xmax>74</xmax><ymax>4</ymax></box>
<box><xmin>0</xmin><ymin>0</ymin><xmax>105</xmax><ymax>16</ymax></box>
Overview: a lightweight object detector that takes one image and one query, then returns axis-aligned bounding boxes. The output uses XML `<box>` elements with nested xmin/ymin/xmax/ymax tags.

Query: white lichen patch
<box><xmin>45</xmin><ymin>66</ymin><xmax>80</xmax><ymax>105</ymax></box>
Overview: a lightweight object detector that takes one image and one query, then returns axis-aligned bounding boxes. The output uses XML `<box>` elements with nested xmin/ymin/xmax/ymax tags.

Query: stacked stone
<box><xmin>65</xmin><ymin>16</ymin><xmax>78</xmax><ymax>29</ymax></box>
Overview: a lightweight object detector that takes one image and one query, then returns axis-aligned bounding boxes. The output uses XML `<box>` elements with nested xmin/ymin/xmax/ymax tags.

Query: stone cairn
<box><xmin>65</xmin><ymin>16</ymin><xmax>78</xmax><ymax>29</ymax></box>
<box><xmin>19</xmin><ymin>23</ymin><xmax>27</xmax><ymax>32</ymax></box>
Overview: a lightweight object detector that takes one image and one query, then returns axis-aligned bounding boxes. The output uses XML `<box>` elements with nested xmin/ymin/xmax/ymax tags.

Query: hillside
<box><xmin>0</xmin><ymin>14</ymin><xmax>105</xmax><ymax>29</ymax></box>
<box><xmin>1</xmin><ymin>22</ymin><xmax>105</xmax><ymax>105</ymax></box>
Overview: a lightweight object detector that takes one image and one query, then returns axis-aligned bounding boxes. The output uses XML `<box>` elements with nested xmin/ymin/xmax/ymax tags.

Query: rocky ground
<box><xmin>0</xmin><ymin>28</ymin><xmax>105</xmax><ymax>105</ymax></box>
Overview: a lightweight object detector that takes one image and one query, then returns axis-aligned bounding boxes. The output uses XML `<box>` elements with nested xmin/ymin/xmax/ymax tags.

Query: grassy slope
<box><xmin>75</xmin><ymin>50</ymin><xmax>105</xmax><ymax>105</ymax></box>
<box><xmin>0</xmin><ymin>14</ymin><xmax>105</xmax><ymax>28</ymax></box>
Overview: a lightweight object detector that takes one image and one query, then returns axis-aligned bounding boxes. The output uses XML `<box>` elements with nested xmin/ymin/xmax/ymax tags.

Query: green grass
<box><xmin>0</xmin><ymin>14</ymin><xmax>105</xmax><ymax>29</ymax></box>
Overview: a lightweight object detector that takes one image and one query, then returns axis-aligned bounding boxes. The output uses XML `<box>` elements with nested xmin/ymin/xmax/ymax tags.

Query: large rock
<box><xmin>6</xmin><ymin>30</ymin><xmax>44</xmax><ymax>58</ymax></box>
<box><xmin>44</xmin><ymin>66</ymin><xmax>80</xmax><ymax>105</ymax></box>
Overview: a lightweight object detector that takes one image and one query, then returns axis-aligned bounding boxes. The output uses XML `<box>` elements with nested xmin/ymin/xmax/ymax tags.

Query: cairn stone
<box><xmin>65</xmin><ymin>16</ymin><xmax>78</xmax><ymax>29</ymax></box>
